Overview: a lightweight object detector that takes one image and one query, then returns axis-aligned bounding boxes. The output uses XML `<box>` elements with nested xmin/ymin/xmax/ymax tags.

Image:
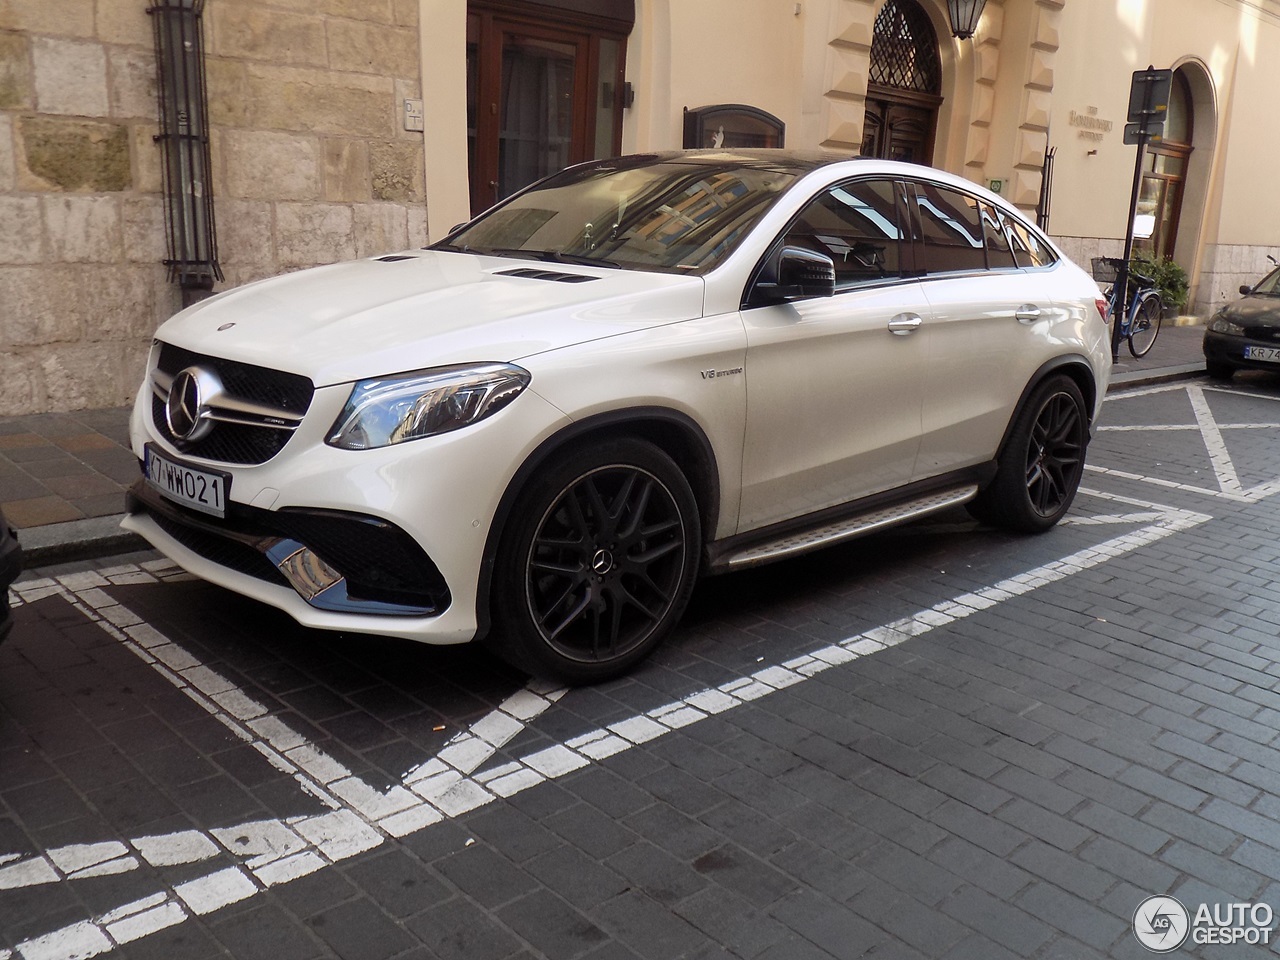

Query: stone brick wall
<box><xmin>0</xmin><ymin>0</ymin><xmax>426</xmax><ymax>416</ymax></box>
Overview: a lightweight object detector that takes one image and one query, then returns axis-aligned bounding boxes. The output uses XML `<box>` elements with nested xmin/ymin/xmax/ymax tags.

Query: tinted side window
<box><xmin>1005</xmin><ymin>214</ymin><xmax>1056</xmax><ymax>268</ymax></box>
<box><xmin>981</xmin><ymin>202</ymin><xmax>1017</xmax><ymax>269</ymax></box>
<box><xmin>915</xmin><ymin>184</ymin><xmax>987</xmax><ymax>274</ymax></box>
<box><xmin>783</xmin><ymin>179</ymin><xmax>903</xmax><ymax>286</ymax></box>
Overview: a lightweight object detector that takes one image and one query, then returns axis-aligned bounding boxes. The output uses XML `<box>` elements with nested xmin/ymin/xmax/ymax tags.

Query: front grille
<box><xmin>152</xmin><ymin>343</ymin><xmax>314</xmax><ymax>464</ymax></box>
<box><xmin>130</xmin><ymin>481</ymin><xmax>451</xmax><ymax>613</ymax></box>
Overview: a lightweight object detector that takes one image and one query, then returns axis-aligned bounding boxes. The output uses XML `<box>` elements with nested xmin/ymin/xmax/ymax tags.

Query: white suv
<box><xmin>125</xmin><ymin>152</ymin><xmax>1110</xmax><ymax>682</ymax></box>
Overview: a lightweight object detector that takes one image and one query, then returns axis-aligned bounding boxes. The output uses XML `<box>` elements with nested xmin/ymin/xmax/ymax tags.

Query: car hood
<box><xmin>156</xmin><ymin>251</ymin><xmax>706</xmax><ymax>386</ymax></box>
<box><xmin>1220</xmin><ymin>295</ymin><xmax>1280</xmax><ymax>326</ymax></box>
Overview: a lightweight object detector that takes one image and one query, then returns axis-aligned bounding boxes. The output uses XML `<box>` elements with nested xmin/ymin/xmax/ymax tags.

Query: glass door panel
<box><xmin>498</xmin><ymin>34</ymin><xmax>577</xmax><ymax>202</ymax></box>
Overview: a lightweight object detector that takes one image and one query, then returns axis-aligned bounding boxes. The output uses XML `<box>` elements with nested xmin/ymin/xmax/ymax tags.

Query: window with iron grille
<box><xmin>869</xmin><ymin>0</ymin><xmax>941</xmax><ymax>95</ymax></box>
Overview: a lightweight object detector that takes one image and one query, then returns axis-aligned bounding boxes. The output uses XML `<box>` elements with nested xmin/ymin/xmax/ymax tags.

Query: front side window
<box><xmin>781</xmin><ymin>179</ymin><xmax>904</xmax><ymax>287</ymax></box>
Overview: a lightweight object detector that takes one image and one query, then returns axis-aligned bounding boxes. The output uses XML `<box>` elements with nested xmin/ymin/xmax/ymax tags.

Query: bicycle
<box><xmin>1091</xmin><ymin>256</ymin><xmax>1163</xmax><ymax>358</ymax></box>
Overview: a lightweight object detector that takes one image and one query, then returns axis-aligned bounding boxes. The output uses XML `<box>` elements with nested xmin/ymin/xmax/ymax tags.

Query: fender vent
<box><xmin>375</xmin><ymin>255</ymin><xmax>416</xmax><ymax>262</ymax></box>
<box><xmin>495</xmin><ymin>267</ymin><xmax>598</xmax><ymax>284</ymax></box>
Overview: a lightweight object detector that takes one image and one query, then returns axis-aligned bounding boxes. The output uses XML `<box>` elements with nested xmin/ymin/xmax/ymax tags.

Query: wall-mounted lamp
<box><xmin>946</xmin><ymin>0</ymin><xmax>987</xmax><ymax>39</ymax></box>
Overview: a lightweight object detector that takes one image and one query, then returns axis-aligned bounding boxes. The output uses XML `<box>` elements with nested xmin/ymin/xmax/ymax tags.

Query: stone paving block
<box><xmin>206</xmin><ymin>901</ymin><xmax>328</xmax><ymax>960</ymax></box>
<box><xmin>524</xmin><ymin>845</ymin><xmax>631</xmax><ymax>910</ymax></box>
<box><xmin>1141</xmin><ymin>801</ymin><xmax>1239</xmax><ymax>856</ymax></box>
<box><xmin>1010</xmin><ymin>839</ymin><xmax>1116</xmax><ymax>901</ymax></box>
<box><xmin>994</xmin><ymin>798</ymin><xmax>1092</xmax><ymax>853</ymax></box>
<box><xmin>625</xmin><ymin>803</ymin><xmax>723</xmax><ymax>862</ymax></box>
<box><xmin>928</xmin><ymin>798</ymin><xmax>1027</xmax><ymax>857</ymax></box>
<box><xmin>498</xmin><ymin>889</ymin><xmax>610</xmax><ymax>960</ymax></box>
<box><xmin>697</xmin><ymin>797</ymin><xmax>796</xmax><ymax>859</ymax></box>
<box><xmin>1161</xmin><ymin>840</ymin><xmax>1266</xmax><ymax>900</ymax></box>
<box><xmin>1056</xmin><ymin>766</ymin><xmax>1149</xmax><ymax>816</ymax></box>
<box><xmin>1169</xmin><ymin>758</ymin><xmax>1261</xmax><ymax>807</ymax></box>
<box><xmin>991</xmin><ymin>765</ymin><xmax>1085</xmax><ymax>817</ymax></box>
<box><xmin>594</xmin><ymin>889</ymin><xmax>712</xmax><ymax>960</ymax></box>
<box><xmin>924</xmin><ymin>835</ymin><xmax>1033</xmax><ymax>902</ymax></box>
<box><xmin>605</xmin><ymin>840</ymin><xmax>708</xmax><ymax>905</ymax></box>
<box><xmin>331</xmin><ymin>849</ymin><xmax>448</xmax><ymax>920</ymax></box>
<box><xmin>434</xmin><ymin>841</ymin><xmax>538</xmax><ymax>910</ymax></box>
<box><xmin>1115</xmin><ymin>764</ymin><xmax>1208</xmax><ymax>813</ymax></box>
<box><xmin>848</xmin><ymin>882</ymin><xmax>971</xmax><ymax>955</ymax></box>
<box><xmin>938</xmin><ymin>885</ymin><xmax>1056</xmax><ymax>957</ymax></box>
<box><xmin>919</xmin><ymin>764</ymin><xmax>1012</xmax><ymax>813</ymax></box>
<box><xmin>405</xmin><ymin>897</ymin><xmax>525</xmax><ymax>960</ymax></box>
<box><xmin>938</xmin><ymin>933</ymin><xmax>1023</xmax><ymax>960</ymax></box>
<box><xmin>1015</xmin><ymin>881</ymin><xmax>1129</xmax><ymax>952</ymax></box>
<box><xmin>855</xmin><ymin>839</ymin><xmax>964</xmax><ymax>907</ymax></box>
<box><xmin>769</xmin><ymin>888</ymin><xmax>889</xmax><ymax>960</ymax></box>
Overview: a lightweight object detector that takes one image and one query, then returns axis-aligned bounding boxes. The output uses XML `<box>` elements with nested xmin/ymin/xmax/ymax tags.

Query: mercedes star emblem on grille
<box><xmin>165</xmin><ymin>366</ymin><xmax>221</xmax><ymax>442</ymax></box>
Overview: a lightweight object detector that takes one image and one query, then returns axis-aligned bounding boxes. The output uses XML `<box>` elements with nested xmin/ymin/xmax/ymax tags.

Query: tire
<box><xmin>1205</xmin><ymin>360</ymin><xmax>1235</xmax><ymax>381</ymax></box>
<box><xmin>489</xmin><ymin>438</ymin><xmax>701</xmax><ymax>684</ymax></box>
<box><xmin>1127</xmin><ymin>292</ymin><xmax>1163</xmax><ymax>358</ymax></box>
<box><xmin>966</xmin><ymin>375</ymin><xmax>1088</xmax><ymax>533</ymax></box>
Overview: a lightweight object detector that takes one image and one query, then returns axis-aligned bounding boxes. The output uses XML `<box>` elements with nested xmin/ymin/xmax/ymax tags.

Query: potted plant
<box><xmin>1131</xmin><ymin>251</ymin><xmax>1189</xmax><ymax>317</ymax></box>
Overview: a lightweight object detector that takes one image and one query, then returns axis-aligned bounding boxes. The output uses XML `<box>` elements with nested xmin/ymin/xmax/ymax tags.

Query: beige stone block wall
<box><xmin>0</xmin><ymin>0</ymin><xmax>427</xmax><ymax>415</ymax></box>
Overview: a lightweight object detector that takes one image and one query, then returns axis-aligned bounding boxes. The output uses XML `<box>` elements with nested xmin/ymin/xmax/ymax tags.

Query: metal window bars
<box><xmin>150</xmin><ymin>0</ymin><xmax>222</xmax><ymax>299</ymax></box>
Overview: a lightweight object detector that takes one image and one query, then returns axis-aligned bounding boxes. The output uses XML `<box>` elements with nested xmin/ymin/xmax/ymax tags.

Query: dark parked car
<box><xmin>0</xmin><ymin>506</ymin><xmax>21</xmax><ymax>642</ymax></box>
<box><xmin>1203</xmin><ymin>265</ymin><xmax>1280</xmax><ymax>380</ymax></box>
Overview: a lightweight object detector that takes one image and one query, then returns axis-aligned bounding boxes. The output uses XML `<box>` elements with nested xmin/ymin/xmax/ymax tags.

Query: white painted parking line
<box><xmin>1</xmin><ymin>490</ymin><xmax>1210</xmax><ymax>959</ymax></box>
<box><xmin>1094</xmin><ymin>382</ymin><xmax>1280</xmax><ymax>501</ymax></box>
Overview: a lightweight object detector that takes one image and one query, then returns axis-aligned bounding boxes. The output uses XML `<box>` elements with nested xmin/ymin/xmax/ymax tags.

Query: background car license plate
<box><xmin>1244</xmin><ymin>345</ymin><xmax>1280</xmax><ymax>363</ymax></box>
<box><xmin>145</xmin><ymin>445</ymin><xmax>230</xmax><ymax>518</ymax></box>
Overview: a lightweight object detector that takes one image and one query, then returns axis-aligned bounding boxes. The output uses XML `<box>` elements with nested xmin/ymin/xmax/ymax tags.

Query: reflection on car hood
<box><xmin>156</xmin><ymin>251</ymin><xmax>705</xmax><ymax>386</ymax></box>
<box><xmin>1220</xmin><ymin>295</ymin><xmax>1280</xmax><ymax>326</ymax></box>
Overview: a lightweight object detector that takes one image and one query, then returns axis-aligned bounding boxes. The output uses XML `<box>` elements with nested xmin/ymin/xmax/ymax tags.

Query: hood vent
<box><xmin>495</xmin><ymin>267</ymin><xmax>599</xmax><ymax>284</ymax></box>
<box><xmin>374</xmin><ymin>255</ymin><xmax>416</xmax><ymax>262</ymax></box>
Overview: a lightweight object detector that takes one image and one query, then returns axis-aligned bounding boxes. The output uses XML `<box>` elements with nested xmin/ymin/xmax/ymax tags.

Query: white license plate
<box><xmin>145</xmin><ymin>445</ymin><xmax>230</xmax><ymax>518</ymax></box>
<box><xmin>1244</xmin><ymin>345</ymin><xmax>1280</xmax><ymax>363</ymax></box>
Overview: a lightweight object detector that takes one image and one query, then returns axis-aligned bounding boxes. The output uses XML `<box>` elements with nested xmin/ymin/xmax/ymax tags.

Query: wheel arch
<box><xmin>473</xmin><ymin>407</ymin><xmax>721</xmax><ymax>639</ymax></box>
<box><xmin>993</xmin><ymin>357</ymin><xmax>1098</xmax><ymax>466</ymax></box>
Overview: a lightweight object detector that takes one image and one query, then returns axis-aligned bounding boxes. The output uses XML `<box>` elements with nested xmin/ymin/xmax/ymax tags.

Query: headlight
<box><xmin>326</xmin><ymin>363</ymin><xmax>530</xmax><ymax>450</ymax></box>
<box><xmin>1209</xmin><ymin>316</ymin><xmax>1245</xmax><ymax>336</ymax></box>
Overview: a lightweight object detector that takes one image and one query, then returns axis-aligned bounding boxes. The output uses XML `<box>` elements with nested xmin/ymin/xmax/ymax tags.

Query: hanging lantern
<box><xmin>946</xmin><ymin>0</ymin><xmax>987</xmax><ymax>39</ymax></box>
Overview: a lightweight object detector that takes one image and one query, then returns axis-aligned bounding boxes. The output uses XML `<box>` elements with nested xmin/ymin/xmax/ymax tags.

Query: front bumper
<box><xmin>1203</xmin><ymin>330</ymin><xmax>1280</xmax><ymax>373</ymax></box>
<box><xmin>125</xmin><ymin>375</ymin><xmax>572</xmax><ymax>645</ymax></box>
<box><xmin>126</xmin><ymin>480</ymin><xmax>451</xmax><ymax>616</ymax></box>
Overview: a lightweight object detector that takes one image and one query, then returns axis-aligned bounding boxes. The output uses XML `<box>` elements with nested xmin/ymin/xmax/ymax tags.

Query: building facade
<box><xmin>2</xmin><ymin>0</ymin><xmax>1279</xmax><ymax>416</ymax></box>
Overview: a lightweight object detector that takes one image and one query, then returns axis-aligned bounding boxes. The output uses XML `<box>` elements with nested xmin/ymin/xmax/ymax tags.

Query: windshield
<box><xmin>437</xmin><ymin>155</ymin><xmax>799</xmax><ymax>275</ymax></box>
<box><xmin>1250</xmin><ymin>267</ymin><xmax>1280</xmax><ymax>296</ymax></box>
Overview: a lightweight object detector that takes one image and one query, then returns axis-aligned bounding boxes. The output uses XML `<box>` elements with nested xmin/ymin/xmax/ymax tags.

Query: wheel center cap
<box><xmin>591</xmin><ymin>549</ymin><xmax>615</xmax><ymax>575</ymax></box>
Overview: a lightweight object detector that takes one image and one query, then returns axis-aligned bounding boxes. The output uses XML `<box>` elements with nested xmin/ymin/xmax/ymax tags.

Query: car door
<box><xmin>908</xmin><ymin>181</ymin><xmax>1067</xmax><ymax>479</ymax></box>
<box><xmin>737</xmin><ymin>178</ymin><xmax>931</xmax><ymax>532</ymax></box>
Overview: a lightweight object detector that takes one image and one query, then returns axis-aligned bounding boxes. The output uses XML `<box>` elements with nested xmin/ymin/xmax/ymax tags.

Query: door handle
<box><xmin>1016</xmin><ymin>304</ymin><xmax>1042</xmax><ymax>324</ymax></box>
<box><xmin>887</xmin><ymin>313</ymin><xmax>924</xmax><ymax>336</ymax></box>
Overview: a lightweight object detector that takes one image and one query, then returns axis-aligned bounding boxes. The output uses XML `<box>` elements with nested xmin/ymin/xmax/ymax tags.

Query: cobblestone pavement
<box><xmin>3</xmin><ymin>374</ymin><xmax>1280</xmax><ymax>960</ymax></box>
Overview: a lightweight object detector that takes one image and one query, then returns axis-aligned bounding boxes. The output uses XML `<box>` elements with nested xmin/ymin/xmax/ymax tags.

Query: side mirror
<box><xmin>756</xmin><ymin>246</ymin><xmax>836</xmax><ymax>303</ymax></box>
<box><xmin>1240</xmin><ymin>284</ymin><xmax>1255</xmax><ymax>296</ymax></box>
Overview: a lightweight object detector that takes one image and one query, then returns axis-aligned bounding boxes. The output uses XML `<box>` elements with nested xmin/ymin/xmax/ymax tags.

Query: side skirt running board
<box><xmin>708</xmin><ymin>484</ymin><xmax>979</xmax><ymax>572</ymax></box>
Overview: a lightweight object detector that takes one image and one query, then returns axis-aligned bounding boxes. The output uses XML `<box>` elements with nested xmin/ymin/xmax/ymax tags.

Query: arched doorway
<box><xmin>861</xmin><ymin>0</ymin><xmax>943</xmax><ymax>163</ymax></box>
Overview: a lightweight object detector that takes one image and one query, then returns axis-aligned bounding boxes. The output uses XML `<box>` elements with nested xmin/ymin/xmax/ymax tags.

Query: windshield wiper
<box><xmin>475</xmin><ymin>247</ymin><xmax>621</xmax><ymax>269</ymax></box>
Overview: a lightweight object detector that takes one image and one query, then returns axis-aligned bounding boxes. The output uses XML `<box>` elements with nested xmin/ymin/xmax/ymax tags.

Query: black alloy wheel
<box><xmin>967</xmin><ymin>375</ymin><xmax>1088</xmax><ymax>533</ymax></box>
<box><xmin>1023</xmin><ymin>388</ymin><xmax>1086</xmax><ymax>519</ymax></box>
<box><xmin>492</xmin><ymin>439</ymin><xmax>700</xmax><ymax>683</ymax></box>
